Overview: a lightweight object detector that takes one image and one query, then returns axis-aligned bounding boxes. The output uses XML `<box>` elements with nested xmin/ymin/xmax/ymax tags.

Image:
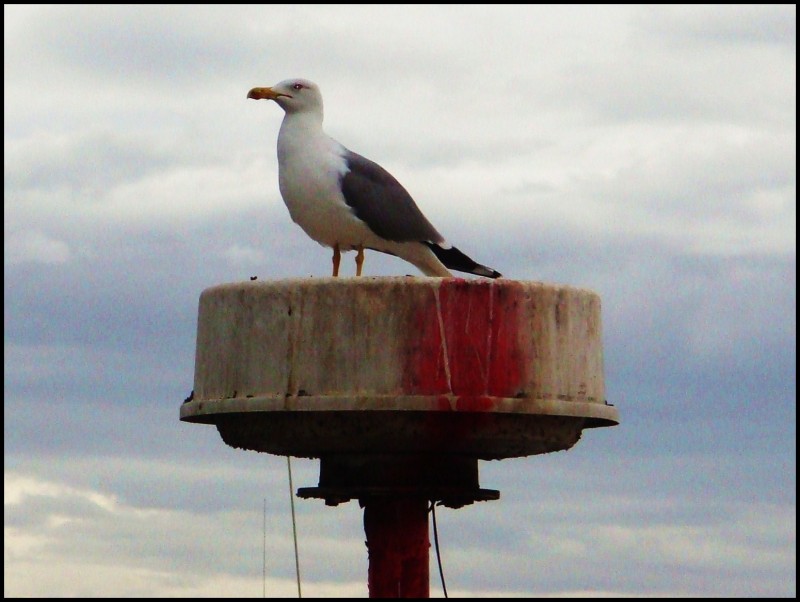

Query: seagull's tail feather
<box><xmin>424</xmin><ymin>242</ymin><xmax>501</xmax><ymax>279</ymax></box>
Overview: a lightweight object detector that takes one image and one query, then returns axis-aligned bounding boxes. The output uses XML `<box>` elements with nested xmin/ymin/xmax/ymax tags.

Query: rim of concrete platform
<box><xmin>180</xmin><ymin>394</ymin><xmax>618</xmax><ymax>425</ymax></box>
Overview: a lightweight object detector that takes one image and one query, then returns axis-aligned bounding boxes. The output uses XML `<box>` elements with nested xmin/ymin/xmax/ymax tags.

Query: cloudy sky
<box><xmin>4</xmin><ymin>4</ymin><xmax>796</xmax><ymax>597</ymax></box>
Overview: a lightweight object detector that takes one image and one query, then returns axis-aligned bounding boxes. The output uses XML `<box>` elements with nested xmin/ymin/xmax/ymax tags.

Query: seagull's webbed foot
<box><xmin>332</xmin><ymin>244</ymin><xmax>341</xmax><ymax>277</ymax></box>
<box><xmin>355</xmin><ymin>245</ymin><xmax>365</xmax><ymax>277</ymax></box>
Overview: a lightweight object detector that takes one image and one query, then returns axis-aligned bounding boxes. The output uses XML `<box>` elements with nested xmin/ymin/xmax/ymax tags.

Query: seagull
<box><xmin>248</xmin><ymin>78</ymin><xmax>501</xmax><ymax>279</ymax></box>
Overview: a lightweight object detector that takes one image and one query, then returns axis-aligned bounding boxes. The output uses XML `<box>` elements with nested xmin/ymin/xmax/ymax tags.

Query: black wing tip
<box><xmin>475</xmin><ymin>266</ymin><xmax>503</xmax><ymax>279</ymax></box>
<box><xmin>424</xmin><ymin>242</ymin><xmax>502</xmax><ymax>279</ymax></box>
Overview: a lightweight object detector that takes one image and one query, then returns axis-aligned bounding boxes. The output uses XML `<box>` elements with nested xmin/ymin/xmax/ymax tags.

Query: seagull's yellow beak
<box><xmin>247</xmin><ymin>87</ymin><xmax>290</xmax><ymax>100</ymax></box>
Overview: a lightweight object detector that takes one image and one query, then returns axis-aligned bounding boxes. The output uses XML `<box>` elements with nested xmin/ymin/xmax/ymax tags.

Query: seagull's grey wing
<box><xmin>340</xmin><ymin>150</ymin><xmax>444</xmax><ymax>244</ymax></box>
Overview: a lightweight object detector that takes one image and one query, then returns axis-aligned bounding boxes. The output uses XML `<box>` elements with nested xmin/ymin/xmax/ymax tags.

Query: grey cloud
<box><xmin>591</xmin><ymin>132</ymin><xmax>795</xmax><ymax>223</ymax></box>
<box><xmin>5</xmin><ymin>130</ymin><xmax>178</xmax><ymax>194</ymax></box>
<box><xmin>8</xmin><ymin>6</ymin><xmax>250</xmax><ymax>86</ymax></box>
<box><xmin>635</xmin><ymin>5</ymin><xmax>797</xmax><ymax>48</ymax></box>
<box><xmin>3</xmin><ymin>5</ymin><xmax>794</xmax><ymax>597</ymax></box>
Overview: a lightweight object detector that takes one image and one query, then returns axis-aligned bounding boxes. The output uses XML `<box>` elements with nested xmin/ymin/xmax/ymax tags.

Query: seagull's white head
<box><xmin>247</xmin><ymin>78</ymin><xmax>323</xmax><ymax>116</ymax></box>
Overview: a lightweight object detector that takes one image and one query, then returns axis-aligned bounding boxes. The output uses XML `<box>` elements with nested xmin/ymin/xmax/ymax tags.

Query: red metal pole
<box><xmin>363</xmin><ymin>497</ymin><xmax>430</xmax><ymax>598</ymax></box>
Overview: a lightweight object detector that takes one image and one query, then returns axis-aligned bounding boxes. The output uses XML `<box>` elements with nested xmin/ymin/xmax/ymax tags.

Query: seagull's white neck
<box><xmin>277</xmin><ymin>110</ymin><xmax>328</xmax><ymax>159</ymax></box>
<box><xmin>280</xmin><ymin>109</ymin><xmax>323</xmax><ymax>133</ymax></box>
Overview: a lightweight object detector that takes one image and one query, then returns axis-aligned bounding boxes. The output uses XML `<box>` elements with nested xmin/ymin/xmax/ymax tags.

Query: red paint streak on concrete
<box><xmin>404</xmin><ymin>280</ymin><xmax>524</xmax><ymax>404</ymax></box>
<box><xmin>402</xmin><ymin>286</ymin><xmax>449</xmax><ymax>395</ymax></box>
<box><xmin>486</xmin><ymin>280</ymin><xmax>524</xmax><ymax>398</ymax></box>
<box><xmin>453</xmin><ymin>395</ymin><xmax>495</xmax><ymax>411</ymax></box>
<box><xmin>439</xmin><ymin>279</ymin><xmax>492</xmax><ymax>396</ymax></box>
<box><xmin>435</xmin><ymin>395</ymin><xmax>451</xmax><ymax>411</ymax></box>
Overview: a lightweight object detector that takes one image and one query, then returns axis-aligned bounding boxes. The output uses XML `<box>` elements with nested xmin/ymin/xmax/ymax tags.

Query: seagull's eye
<box><xmin>292</xmin><ymin>83</ymin><xmax>304</xmax><ymax>91</ymax></box>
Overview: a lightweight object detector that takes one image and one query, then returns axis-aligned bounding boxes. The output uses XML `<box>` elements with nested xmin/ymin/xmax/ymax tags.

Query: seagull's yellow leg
<box><xmin>332</xmin><ymin>244</ymin><xmax>341</xmax><ymax>277</ymax></box>
<box><xmin>355</xmin><ymin>245</ymin><xmax>365</xmax><ymax>277</ymax></box>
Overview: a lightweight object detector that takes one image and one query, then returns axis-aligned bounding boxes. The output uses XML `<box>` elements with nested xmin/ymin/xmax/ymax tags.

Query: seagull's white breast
<box><xmin>276</xmin><ymin>120</ymin><xmax>371</xmax><ymax>250</ymax></box>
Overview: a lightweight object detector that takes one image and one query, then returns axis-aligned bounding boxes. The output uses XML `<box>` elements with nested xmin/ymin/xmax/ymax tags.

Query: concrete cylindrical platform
<box><xmin>181</xmin><ymin>277</ymin><xmax>617</xmax><ymax>463</ymax></box>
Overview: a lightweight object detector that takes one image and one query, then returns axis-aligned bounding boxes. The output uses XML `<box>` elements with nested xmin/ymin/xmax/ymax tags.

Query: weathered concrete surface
<box><xmin>180</xmin><ymin>277</ymin><xmax>618</xmax><ymax>460</ymax></box>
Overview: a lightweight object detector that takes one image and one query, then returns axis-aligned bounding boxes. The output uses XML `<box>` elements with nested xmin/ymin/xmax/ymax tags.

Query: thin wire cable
<box><xmin>430</xmin><ymin>502</ymin><xmax>448</xmax><ymax>598</ymax></box>
<box><xmin>263</xmin><ymin>497</ymin><xmax>267</xmax><ymax>598</ymax></box>
<box><xmin>287</xmin><ymin>456</ymin><xmax>302</xmax><ymax>598</ymax></box>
